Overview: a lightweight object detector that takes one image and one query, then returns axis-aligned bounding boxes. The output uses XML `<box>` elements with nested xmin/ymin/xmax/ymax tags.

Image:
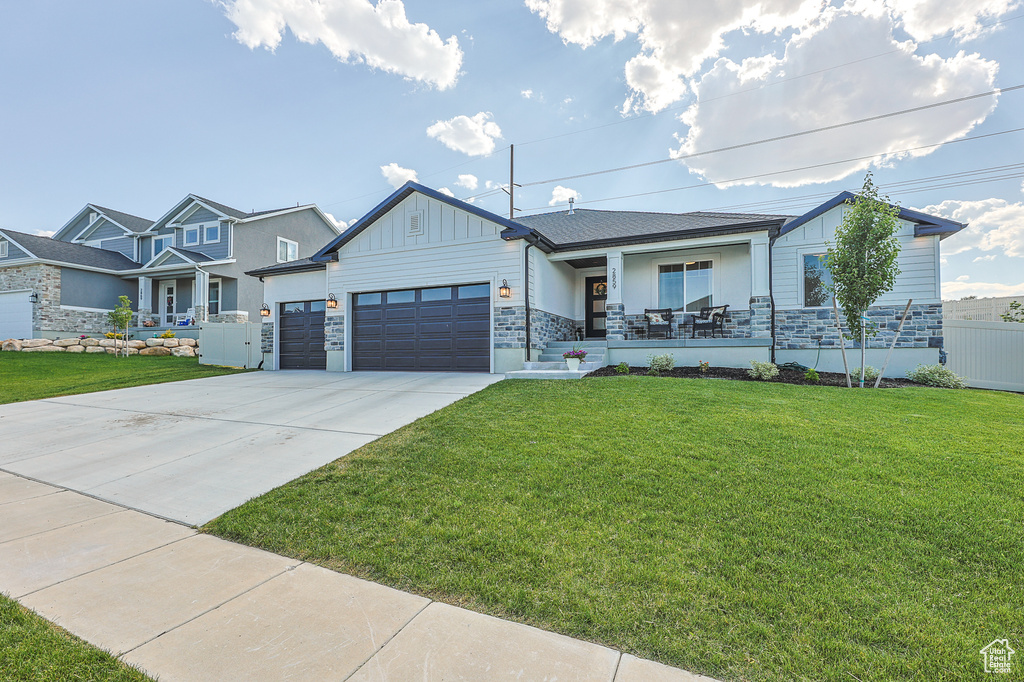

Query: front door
<box><xmin>160</xmin><ymin>281</ymin><xmax>176</xmax><ymax>326</ymax></box>
<box><xmin>585</xmin><ymin>276</ymin><xmax>608</xmax><ymax>338</ymax></box>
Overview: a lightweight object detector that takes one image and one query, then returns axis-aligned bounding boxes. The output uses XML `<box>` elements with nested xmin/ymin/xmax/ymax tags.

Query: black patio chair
<box><xmin>644</xmin><ymin>308</ymin><xmax>674</xmax><ymax>339</ymax></box>
<box><xmin>690</xmin><ymin>305</ymin><xmax>729</xmax><ymax>338</ymax></box>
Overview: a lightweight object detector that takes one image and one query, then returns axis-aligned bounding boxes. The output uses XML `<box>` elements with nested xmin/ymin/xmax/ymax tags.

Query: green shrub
<box><xmin>804</xmin><ymin>368</ymin><xmax>820</xmax><ymax>383</ymax></box>
<box><xmin>851</xmin><ymin>366</ymin><xmax>879</xmax><ymax>382</ymax></box>
<box><xmin>646</xmin><ymin>369</ymin><xmax>659</xmax><ymax>377</ymax></box>
<box><xmin>647</xmin><ymin>353</ymin><xmax>675</xmax><ymax>374</ymax></box>
<box><xmin>907</xmin><ymin>364</ymin><xmax>968</xmax><ymax>389</ymax></box>
<box><xmin>615</xmin><ymin>362</ymin><xmax>630</xmax><ymax>375</ymax></box>
<box><xmin>748</xmin><ymin>360</ymin><xmax>779</xmax><ymax>381</ymax></box>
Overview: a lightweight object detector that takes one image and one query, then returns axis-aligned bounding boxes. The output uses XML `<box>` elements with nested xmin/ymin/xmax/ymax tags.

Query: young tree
<box><xmin>826</xmin><ymin>174</ymin><xmax>902</xmax><ymax>387</ymax></box>
<box><xmin>107</xmin><ymin>295</ymin><xmax>133</xmax><ymax>358</ymax></box>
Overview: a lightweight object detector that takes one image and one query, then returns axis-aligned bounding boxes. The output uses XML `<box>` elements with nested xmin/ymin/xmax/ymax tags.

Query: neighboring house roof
<box><xmin>0</xmin><ymin>229</ymin><xmax>140</xmax><ymax>271</ymax></box>
<box><xmin>245</xmin><ymin>256</ymin><xmax>332</xmax><ymax>278</ymax></box>
<box><xmin>190</xmin><ymin>195</ymin><xmax>250</xmax><ymax>220</ymax></box>
<box><xmin>170</xmin><ymin>247</ymin><xmax>215</xmax><ymax>262</ymax></box>
<box><xmin>89</xmin><ymin>205</ymin><xmax>154</xmax><ymax>233</ymax></box>
<box><xmin>141</xmin><ymin>246</ymin><xmax>217</xmax><ymax>269</ymax></box>
<box><xmin>147</xmin><ymin>194</ymin><xmax>342</xmax><ymax>235</ymax></box>
<box><xmin>779</xmin><ymin>191</ymin><xmax>967</xmax><ymax>238</ymax></box>
<box><xmin>513</xmin><ymin>208</ymin><xmax>792</xmax><ymax>250</ymax></box>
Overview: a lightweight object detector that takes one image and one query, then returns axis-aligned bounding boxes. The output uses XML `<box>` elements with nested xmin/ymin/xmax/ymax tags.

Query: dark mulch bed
<box><xmin>586</xmin><ymin>365</ymin><xmax>920</xmax><ymax>388</ymax></box>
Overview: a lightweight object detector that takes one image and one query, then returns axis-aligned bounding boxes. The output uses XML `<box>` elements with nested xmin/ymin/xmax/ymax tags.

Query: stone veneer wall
<box><xmin>325</xmin><ymin>314</ymin><xmax>345</xmax><ymax>352</ymax></box>
<box><xmin>620</xmin><ymin>296</ymin><xmax>772</xmax><ymax>340</ymax></box>
<box><xmin>606</xmin><ymin>303</ymin><xmax>625</xmax><ymax>340</ymax></box>
<box><xmin>530</xmin><ymin>308</ymin><xmax>576</xmax><ymax>347</ymax></box>
<box><xmin>261</xmin><ymin>321</ymin><xmax>274</xmax><ymax>354</ymax></box>
<box><xmin>0</xmin><ymin>263</ymin><xmax>110</xmax><ymax>335</ymax></box>
<box><xmin>209</xmin><ymin>311</ymin><xmax>248</xmax><ymax>323</ymax></box>
<box><xmin>494</xmin><ymin>306</ymin><xmax>525</xmax><ymax>349</ymax></box>
<box><xmin>775</xmin><ymin>302</ymin><xmax>943</xmax><ymax>350</ymax></box>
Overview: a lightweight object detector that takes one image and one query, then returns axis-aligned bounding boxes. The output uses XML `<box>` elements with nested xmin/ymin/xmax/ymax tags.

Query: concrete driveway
<box><xmin>0</xmin><ymin>371</ymin><xmax>503</xmax><ymax>525</ymax></box>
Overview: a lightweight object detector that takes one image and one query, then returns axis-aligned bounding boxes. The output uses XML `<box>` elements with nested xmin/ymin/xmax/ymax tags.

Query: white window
<box><xmin>802</xmin><ymin>253</ymin><xmax>833</xmax><ymax>308</ymax></box>
<box><xmin>209</xmin><ymin>279</ymin><xmax>221</xmax><ymax>315</ymax></box>
<box><xmin>183</xmin><ymin>226</ymin><xmax>200</xmax><ymax>246</ymax></box>
<box><xmin>658</xmin><ymin>261</ymin><xmax>713</xmax><ymax>311</ymax></box>
<box><xmin>205</xmin><ymin>224</ymin><xmax>220</xmax><ymax>243</ymax></box>
<box><xmin>0</xmin><ymin>240</ymin><xmax>7</xmax><ymax>258</ymax></box>
<box><xmin>89</xmin><ymin>211</ymin><xmax>98</xmax><ymax>224</ymax></box>
<box><xmin>152</xmin><ymin>235</ymin><xmax>172</xmax><ymax>259</ymax></box>
<box><xmin>277</xmin><ymin>237</ymin><xmax>298</xmax><ymax>263</ymax></box>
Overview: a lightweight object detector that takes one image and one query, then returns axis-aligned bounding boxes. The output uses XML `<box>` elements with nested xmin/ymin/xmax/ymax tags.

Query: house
<box><xmin>249</xmin><ymin>181</ymin><xmax>965</xmax><ymax>376</ymax></box>
<box><xmin>0</xmin><ymin>197</ymin><xmax>341</xmax><ymax>338</ymax></box>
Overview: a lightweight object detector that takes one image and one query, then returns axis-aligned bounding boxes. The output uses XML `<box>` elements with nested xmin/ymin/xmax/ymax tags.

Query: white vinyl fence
<box><xmin>943</xmin><ymin>319</ymin><xmax>1024</xmax><ymax>392</ymax></box>
<box><xmin>943</xmin><ymin>296</ymin><xmax>1023</xmax><ymax>321</ymax></box>
<box><xmin>197</xmin><ymin>323</ymin><xmax>262</xmax><ymax>369</ymax></box>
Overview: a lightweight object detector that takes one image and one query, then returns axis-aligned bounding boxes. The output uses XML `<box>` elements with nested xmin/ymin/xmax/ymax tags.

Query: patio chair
<box><xmin>175</xmin><ymin>307</ymin><xmax>196</xmax><ymax>326</ymax></box>
<box><xmin>644</xmin><ymin>308</ymin><xmax>675</xmax><ymax>339</ymax></box>
<box><xmin>690</xmin><ymin>305</ymin><xmax>729</xmax><ymax>338</ymax></box>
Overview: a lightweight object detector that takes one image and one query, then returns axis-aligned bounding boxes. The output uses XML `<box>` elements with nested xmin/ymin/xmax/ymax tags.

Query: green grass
<box><xmin>0</xmin><ymin>352</ymin><xmax>248</xmax><ymax>405</ymax></box>
<box><xmin>0</xmin><ymin>593</ymin><xmax>151</xmax><ymax>681</ymax></box>
<box><xmin>207</xmin><ymin>378</ymin><xmax>1024</xmax><ymax>681</ymax></box>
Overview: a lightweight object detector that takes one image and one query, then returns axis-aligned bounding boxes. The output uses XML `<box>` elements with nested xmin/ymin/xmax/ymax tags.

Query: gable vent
<box><xmin>407</xmin><ymin>210</ymin><xmax>425</xmax><ymax>237</ymax></box>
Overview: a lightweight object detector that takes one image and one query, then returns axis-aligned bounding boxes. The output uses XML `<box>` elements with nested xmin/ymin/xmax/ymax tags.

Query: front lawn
<box><xmin>206</xmin><ymin>378</ymin><xmax>1023</xmax><ymax>681</ymax></box>
<box><xmin>0</xmin><ymin>353</ymin><xmax>248</xmax><ymax>405</ymax></box>
<box><xmin>0</xmin><ymin>594</ymin><xmax>152</xmax><ymax>681</ymax></box>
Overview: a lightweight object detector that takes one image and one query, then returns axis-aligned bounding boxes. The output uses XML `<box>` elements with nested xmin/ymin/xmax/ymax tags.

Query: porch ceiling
<box><xmin>565</xmin><ymin>256</ymin><xmax>607</xmax><ymax>269</ymax></box>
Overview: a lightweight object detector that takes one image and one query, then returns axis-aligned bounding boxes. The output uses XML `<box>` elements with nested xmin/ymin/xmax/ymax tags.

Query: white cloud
<box><xmin>438</xmin><ymin>187</ymin><xmax>455</xmax><ymax>197</ymax></box>
<box><xmin>455</xmin><ymin>174</ymin><xmax>478</xmax><ymax>190</ymax></box>
<box><xmin>380</xmin><ymin>162</ymin><xmax>418</xmax><ymax>188</ymax></box>
<box><xmin>973</xmin><ymin>254</ymin><xmax>997</xmax><ymax>262</ymax></box>
<box><xmin>426</xmin><ymin>112</ymin><xmax>503</xmax><ymax>156</ymax></box>
<box><xmin>323</xmin><ymin>212</ymin><xmax>350</xmax><ymax>229</ymax></box>
<box><xmin>925</xmin><ymin>198</ymin><xmax>1024</xmax><ymax>258</ymax></box>
<box><xmin>956</xmin><ymin>274</ymin><xmax>971</xmax><ymax>282</ymax></box>
<box><xmin>673</xmin><ymin>9</ymin><xmax>999</xmax><ymax>187</ymax></box>
<box><xmin>548</xmin><ymin>185</ymin><xmax>580</xmax><ymax>206</ymax></box>
<box><xmin>941</xmin><ymin>279</ymin><xmax>1024</xmax><ymax>298</ymax></box>
<box><xmin>34</xmin><ymin>229</ymin><xmax>55</xmax><ymax>237</ymax></box>
<box><xmin>521</xmin><ymin>89</ymin><xmax>534</xmax><ymax>98</ymax></box>
<box><xmin>890</xmin><ymin>0</ymin><xmax>1021</xmax><ymax>41</ymax></box>
<box><xmin>221</xmin><ymin>0</ymin><xmax>462</xmax><ymax>89</ymax></box>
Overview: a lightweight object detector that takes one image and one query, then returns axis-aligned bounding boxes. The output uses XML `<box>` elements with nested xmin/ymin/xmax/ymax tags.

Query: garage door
<box><xmin>279</xmin><ymin>300</ymin><xmax>326</xmax><ymax>369</ymax></box>
<box><xmin>0</xmin><ymin>290</ymin><xmax>33</xmax><ymax>340</ymax></box>
<box><xmin>352</xmin><ymin>283</ymin><xmax>490</xmax><ymax>372</ymax></box>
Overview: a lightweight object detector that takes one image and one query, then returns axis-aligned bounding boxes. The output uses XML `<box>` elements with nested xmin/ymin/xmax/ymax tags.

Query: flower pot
<box><xmin>565</xmin><ymin>357</ymin><xmax>581</xmax><ymax>371</ymax></box>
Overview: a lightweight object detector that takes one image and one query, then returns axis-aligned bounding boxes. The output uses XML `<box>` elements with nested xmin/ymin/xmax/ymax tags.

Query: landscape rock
<box><xmin>139</xmin><ymin>346</ymin><xmax>172</xmax><ymax>356</ymax></box>
<box><xmin>163</xmin><ymin>338</ymin><xmax>179</xmax><ymax>347</ymax></box>
<box><xmin>66</xmin><ymin>344</ymin><xmax>85</xmax><ymax>353</ymax></box>
<box><xmin>98</xmin><ymin>338</ymin><xmax>117</xmax><ymax>348</ymax></box>
<box><xmin>179</xmin><ymin>338</ymin><xmax>197</xmax><ymax>347</ymax></box>
<box><xmin>85</xmin><ymin>347</ymin><xmax>107</xmax><ymax>353</ymax></box>
<box><xmin>54</xmin><ymin>338</ymin><xmax>81</xmax><ymax>347</ymax></box>
<box><xmin>2</xmin><ymin>339</ymin><xmax>22</xmax><ymax>352</ymax></box>
<box><xmin>81</xmin><ymin>338</ymin><xmax>100</xmax><ymax>347</ymax></box>
<box><xmin>145</xmin><ymin>338</ymin><xmax>165</xmax><ymax>347</ymax></box>
<box><xmin>127</xmin><ymin>340</ymin><xmax>147</xmax><ymax>349</ymax></box>
<box><xmin>171</xmin><ymin>345</ymin><xmax>196</xmax><ymax>357</ymax></box>
<box><xmin>24</xmin><ymin>345</ymin><xmax>65</xmax><ymax>352</ymax></box>
<box><xmin>22</xmin><ymin>339</ymin><xmax>53</xmax><ymax>348</ymax></box>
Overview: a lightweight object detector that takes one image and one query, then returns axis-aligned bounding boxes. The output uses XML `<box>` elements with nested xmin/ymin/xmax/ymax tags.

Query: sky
<box><xmin>1</xmin><ymin>0</ymin><xmax>1022</xmax><ymax>298</ymax></box>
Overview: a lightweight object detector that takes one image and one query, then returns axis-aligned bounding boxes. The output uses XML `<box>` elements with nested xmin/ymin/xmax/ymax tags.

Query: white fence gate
<box><xmin>197</xmin><ymin>323</ymin><xmax>263</xmax><ymax>369</ymax></box>
<box><xmin>943</xmin><ymin>319</ymin><xmax>1024</xmax><ymax>392</ymax></box>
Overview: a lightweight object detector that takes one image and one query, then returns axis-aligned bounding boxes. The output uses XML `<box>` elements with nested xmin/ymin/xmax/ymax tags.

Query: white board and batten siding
<box><xmin>328</xmin><ymin>193</ymin><xmax>523</xmax><ymax>304</ymax></box>
<box><xmin>772</xmin><ymin>206</ymin><xmax>941</xmax><ymax>308</ymax></box>
<box><xmin>944</xmin><ymin>319</ymin><xmax>1024</xmax><ymax>393</ymax></box>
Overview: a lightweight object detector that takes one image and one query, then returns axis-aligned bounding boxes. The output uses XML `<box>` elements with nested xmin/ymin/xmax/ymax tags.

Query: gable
<box><xmin>177</xmin><ymin>205</ymin><xmax>222</xmax><ymax>226</ymax></box>
<box><xmin>145</xmin><ymin>249</ymin><xmax>192</xmax><ymax>268</ymax></box>
<box><xmin>75</xmin><ymin>218</ymin><xmax>130</xmax><ymax>243</ymax></box>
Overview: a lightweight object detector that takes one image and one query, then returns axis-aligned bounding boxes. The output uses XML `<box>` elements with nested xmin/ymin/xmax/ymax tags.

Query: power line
<box><xmin>514</xmin><ymin>127</ymin><xmax>1024</xmax><ymax>213</ymax></box>
<box><xmin>518</xmin><ymin>85</ymin><xmax>1023</xmax><ymax>188</ymax></box>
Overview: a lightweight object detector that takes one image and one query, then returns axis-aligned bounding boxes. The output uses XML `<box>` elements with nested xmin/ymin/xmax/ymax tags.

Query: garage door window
<box><xmin>421</xmin><ymin>287</ymin><xmax>452</xmax><ymax>301</ymax></box>
<box><xmin>356</xmin><ymin>292</ymin><xmax>381</xmax><ymax>305</ymax></box>
<box><xmin>387</xmin><ymin>290</ymin><xmax>415</xmax><ymax>304</ymax></box>
<box><xmin>458</xmin><ymin>284</ymin><xmax>490</xmax><ymax>298</ymax></box>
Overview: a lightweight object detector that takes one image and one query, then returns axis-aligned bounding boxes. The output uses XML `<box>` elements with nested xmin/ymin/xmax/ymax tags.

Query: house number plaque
<box><xmin>611</xmin><ymin>267</ymin><xmax>617</xmax><ymax>289</ymax></box>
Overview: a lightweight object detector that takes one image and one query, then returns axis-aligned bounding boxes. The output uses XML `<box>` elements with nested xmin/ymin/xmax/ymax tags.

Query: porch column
<box><xmin>194</xmin><ymin>269</ymin><xmax>209</xmax><ymax>323</ymax></box>
<box><xmin>606</xmin><ymin>250</ymin><xmax>625</xmax><ymax>340</ymax></box>
<box><xmin>137</xmin><ymin>276</ymin><xmax>152</xmax><ymax>326</ymax></box>
<box><xmin>749</xmin><ymin>238</ymin><xmax>771</xmax><ymax>338</ymax></box>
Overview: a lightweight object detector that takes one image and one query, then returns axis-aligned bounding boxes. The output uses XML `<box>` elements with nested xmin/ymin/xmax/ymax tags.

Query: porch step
<box><xmin>542</xmin><ymin>341</ymin><xmax>608</xmax><ymax>349</ymax></box>
<box><xmin>505</xmin><ymin>370</ymin><xmax>590</xmax><ymax>380</ymax></box>
<box><xmin>524</xmin><ymin>361</ymin><xmax>604</xmax><ymax>371</ymax></box>
<box><xmin>537</xmin><ymin>355</ymin><xmax>605</xmax><ymax>365</ymax></box>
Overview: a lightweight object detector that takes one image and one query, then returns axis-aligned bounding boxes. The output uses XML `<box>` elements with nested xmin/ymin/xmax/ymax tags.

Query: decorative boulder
<box><xmin>139</xmin><ymin>346</ymin><xmax>172</xmax><ymax>356</ymax></box>
<box><xmin>179</xmin><ymin>338</ymin><xmax>197</xmax><ymax>347</ymax></box>
<box><xmin>171</xmin><ymin>345</ymin><xmax>196</xmax><ymax>358</ymax></box>
<box><xmin>2</xmin><ymin>339</ymin><xmax>22</xmax><ymax>352</ymax></box>
<box><xmin>85</xmin><ymin>347</ymin><xmax>107</xmax><ymax>353</ymax></box>
<box><xmin>127</xmin><ymin>347</ymin><xmax>139</xmax><ymax>355</ymax></box>
<box><xmin>81</xmin><ymin>338</ymin><xmax>100</xmax><ymax>347</ymax></box>
<box><xmin>145</xmin><ymin>338</ymin><xmax>165</xmax><ymax>347</ymax></box>
<box><xmin>22</xmin><ymin>338</ymin><xmax>53</xmax><ymax>348</ymax></box>
<box><xmin>127</xmin><ymin>340</ymin><xmax>147</xmax><ymax>349</ymax></box>
<box><xmin>98</xmin><ymin>338</ymin><xmax>117</xmax><ymax>348</ymax></box>
<box><xmin>163</xmin><ymin>338</ymin><xmax>180</xmax><ymax>347</ymax></box>
<box><xmin>54</xmin><ymin>338</ymin><xmax>81</xmax><ymax>347</ymax></box>
<box><xmin>66</xmin><ymin>345</ymin><xmax>85</xmax><ymax>353</ymax></box>
<box><xmin>24</xmin><ymin>345</ymin><xmax>65</xmax><ymax>352</ymax></box>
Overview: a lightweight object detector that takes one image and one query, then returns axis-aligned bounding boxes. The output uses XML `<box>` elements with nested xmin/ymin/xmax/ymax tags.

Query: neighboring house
<box><xmin>0</xmin><ymin>197</ymin><xmax>341</xmax><ymax>338</ymax></box>
<box><xmin>248</xmin><ymin>181</ymin><xmax>965</xmax><ymax>375</ymax></box>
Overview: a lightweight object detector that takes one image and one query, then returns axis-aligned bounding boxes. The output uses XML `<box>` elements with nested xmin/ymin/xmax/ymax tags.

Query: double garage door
<box><xmin>352</xmin><ymin>283</ymin><xmax>490</xmax><ymax>372</ymax></box>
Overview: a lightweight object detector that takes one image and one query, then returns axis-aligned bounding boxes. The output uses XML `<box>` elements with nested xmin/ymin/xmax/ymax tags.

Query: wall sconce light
<box><xmin>29</xmin><ymin>292</ymin><xmax>39</xmax><ymax>303</ymax></box>
<box><xmin>499</xmin><ymin>279</ymin><xmax>512</xmax><ymax>299</ymax></box>
<box><xmin>259</xmin><ymin>303</ymin><xmax>271</xmax><ymax>317</ymax></box>
<box><xmin>326</xmin><ymin>293</ymin><xmax>339</xmax><ymax>309</ymax></box>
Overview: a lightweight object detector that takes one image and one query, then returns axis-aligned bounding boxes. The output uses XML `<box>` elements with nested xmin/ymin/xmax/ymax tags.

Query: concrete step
<box><xmin>505</xmin><ymin>370</ymin><xmax>589</xmax><ymax>380</ymax></box>
<box><xmin>538</xmin><ymin>354</ymin><xmax>605</xmax><ymax>363</ymax></box>
<box><xmin>543</xmin><ymin>341</ymin><xmax>608</xmax><ymax>349</ymax></box>
<box><xmin>524</xmin><ymin>361</ymin><xmax>604</xmax><ymax>371</ymax></box>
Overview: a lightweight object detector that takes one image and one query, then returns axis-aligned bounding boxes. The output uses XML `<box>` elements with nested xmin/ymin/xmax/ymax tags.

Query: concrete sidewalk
<box><xmin>0</xmin><ymin>471</ymin><xmax>717</xmax><ymax>682</ymax></box>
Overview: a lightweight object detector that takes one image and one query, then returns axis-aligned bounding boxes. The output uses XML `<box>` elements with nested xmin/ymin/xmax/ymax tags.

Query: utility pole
<box><xmin>509</xmin><ymin>144</ymin><xmax>514</xmax><ymax>220</ymax></box>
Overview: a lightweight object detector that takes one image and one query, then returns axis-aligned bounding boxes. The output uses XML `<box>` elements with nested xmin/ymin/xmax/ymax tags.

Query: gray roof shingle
<box><xmin>513</xmin><ymin>208</ymin><xmax>792</xmax><ymax>247</ymax></box>
<box><xmin>1</xmin><ymin>229</ymin><xmax>140</xmax><ymax>271</ymax></box>
<box><xmin>171</xmin><ymin>247</ymin><xmax>215</xmax><ymax>263</ymax></box>
<box><xmin>91</xmin><ymin>205</ymin><xmax>154</xmax><ymax>233</ymax></box>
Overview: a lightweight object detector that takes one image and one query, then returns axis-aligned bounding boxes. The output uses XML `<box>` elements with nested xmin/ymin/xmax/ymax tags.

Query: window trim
<box><xmin>152</xmin><ymin>235</ymin><xmax>173</xmax><ymax>260</ymax></box>
<box><xmin>208</xmin><ymin>278</ymin><xmax>222</xmax><ymax>316</ymax></box>
<box><xmin>0</xmin><ymin>240</ymin><xmax>7</xmax><ymax>258</ymax></box>
<box><xmin>799</xmin><ymin>248</ymin><xmax>833</xmax><ymax>309</ymax></box>
<box><xmin>204</xmin><ymin>224</ymin><xmax>221</xmax><ymax>244</ymax></box>
<box><xmin>277</xmin><ymin>237</ymin><xmax>298</xmax><ymax>263</ymax></box>
<box><xmin>651</xmin><ymin>253</ymin><xmax>719</xmax><ymax>312</ymax></box>
<box><xmin>183</xmin><ymin>225</ymin><xmax>201</xmax><ymax>247</ymax></box>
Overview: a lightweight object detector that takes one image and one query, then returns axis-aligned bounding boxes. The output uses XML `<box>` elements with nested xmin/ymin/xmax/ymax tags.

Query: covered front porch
<box><xmin>134</xmin><ymin>271</ymin><xmax>241</xmax><ymax>327</ymax></box>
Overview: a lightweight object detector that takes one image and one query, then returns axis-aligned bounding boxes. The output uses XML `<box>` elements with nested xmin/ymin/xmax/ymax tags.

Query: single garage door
<box><xmin>0</xmin><ymin>290</ymin><xmax>33</xmax><ymax>340</ymax></box>
<box><xmin>352</xmin><ymin>283</ymin><xmax>490</xmax><ymax>372</ymax></box>
<box><xmin>279</xmin><ymin>300</ymin><xmax>326</xmax><ymax>369</ymax></box>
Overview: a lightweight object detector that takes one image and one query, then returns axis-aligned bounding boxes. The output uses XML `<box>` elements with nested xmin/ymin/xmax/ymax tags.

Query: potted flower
<box><xmin>563</xmin><ymin>344</ymin><xmax>587</xmax><ymax>371</ymax></box>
